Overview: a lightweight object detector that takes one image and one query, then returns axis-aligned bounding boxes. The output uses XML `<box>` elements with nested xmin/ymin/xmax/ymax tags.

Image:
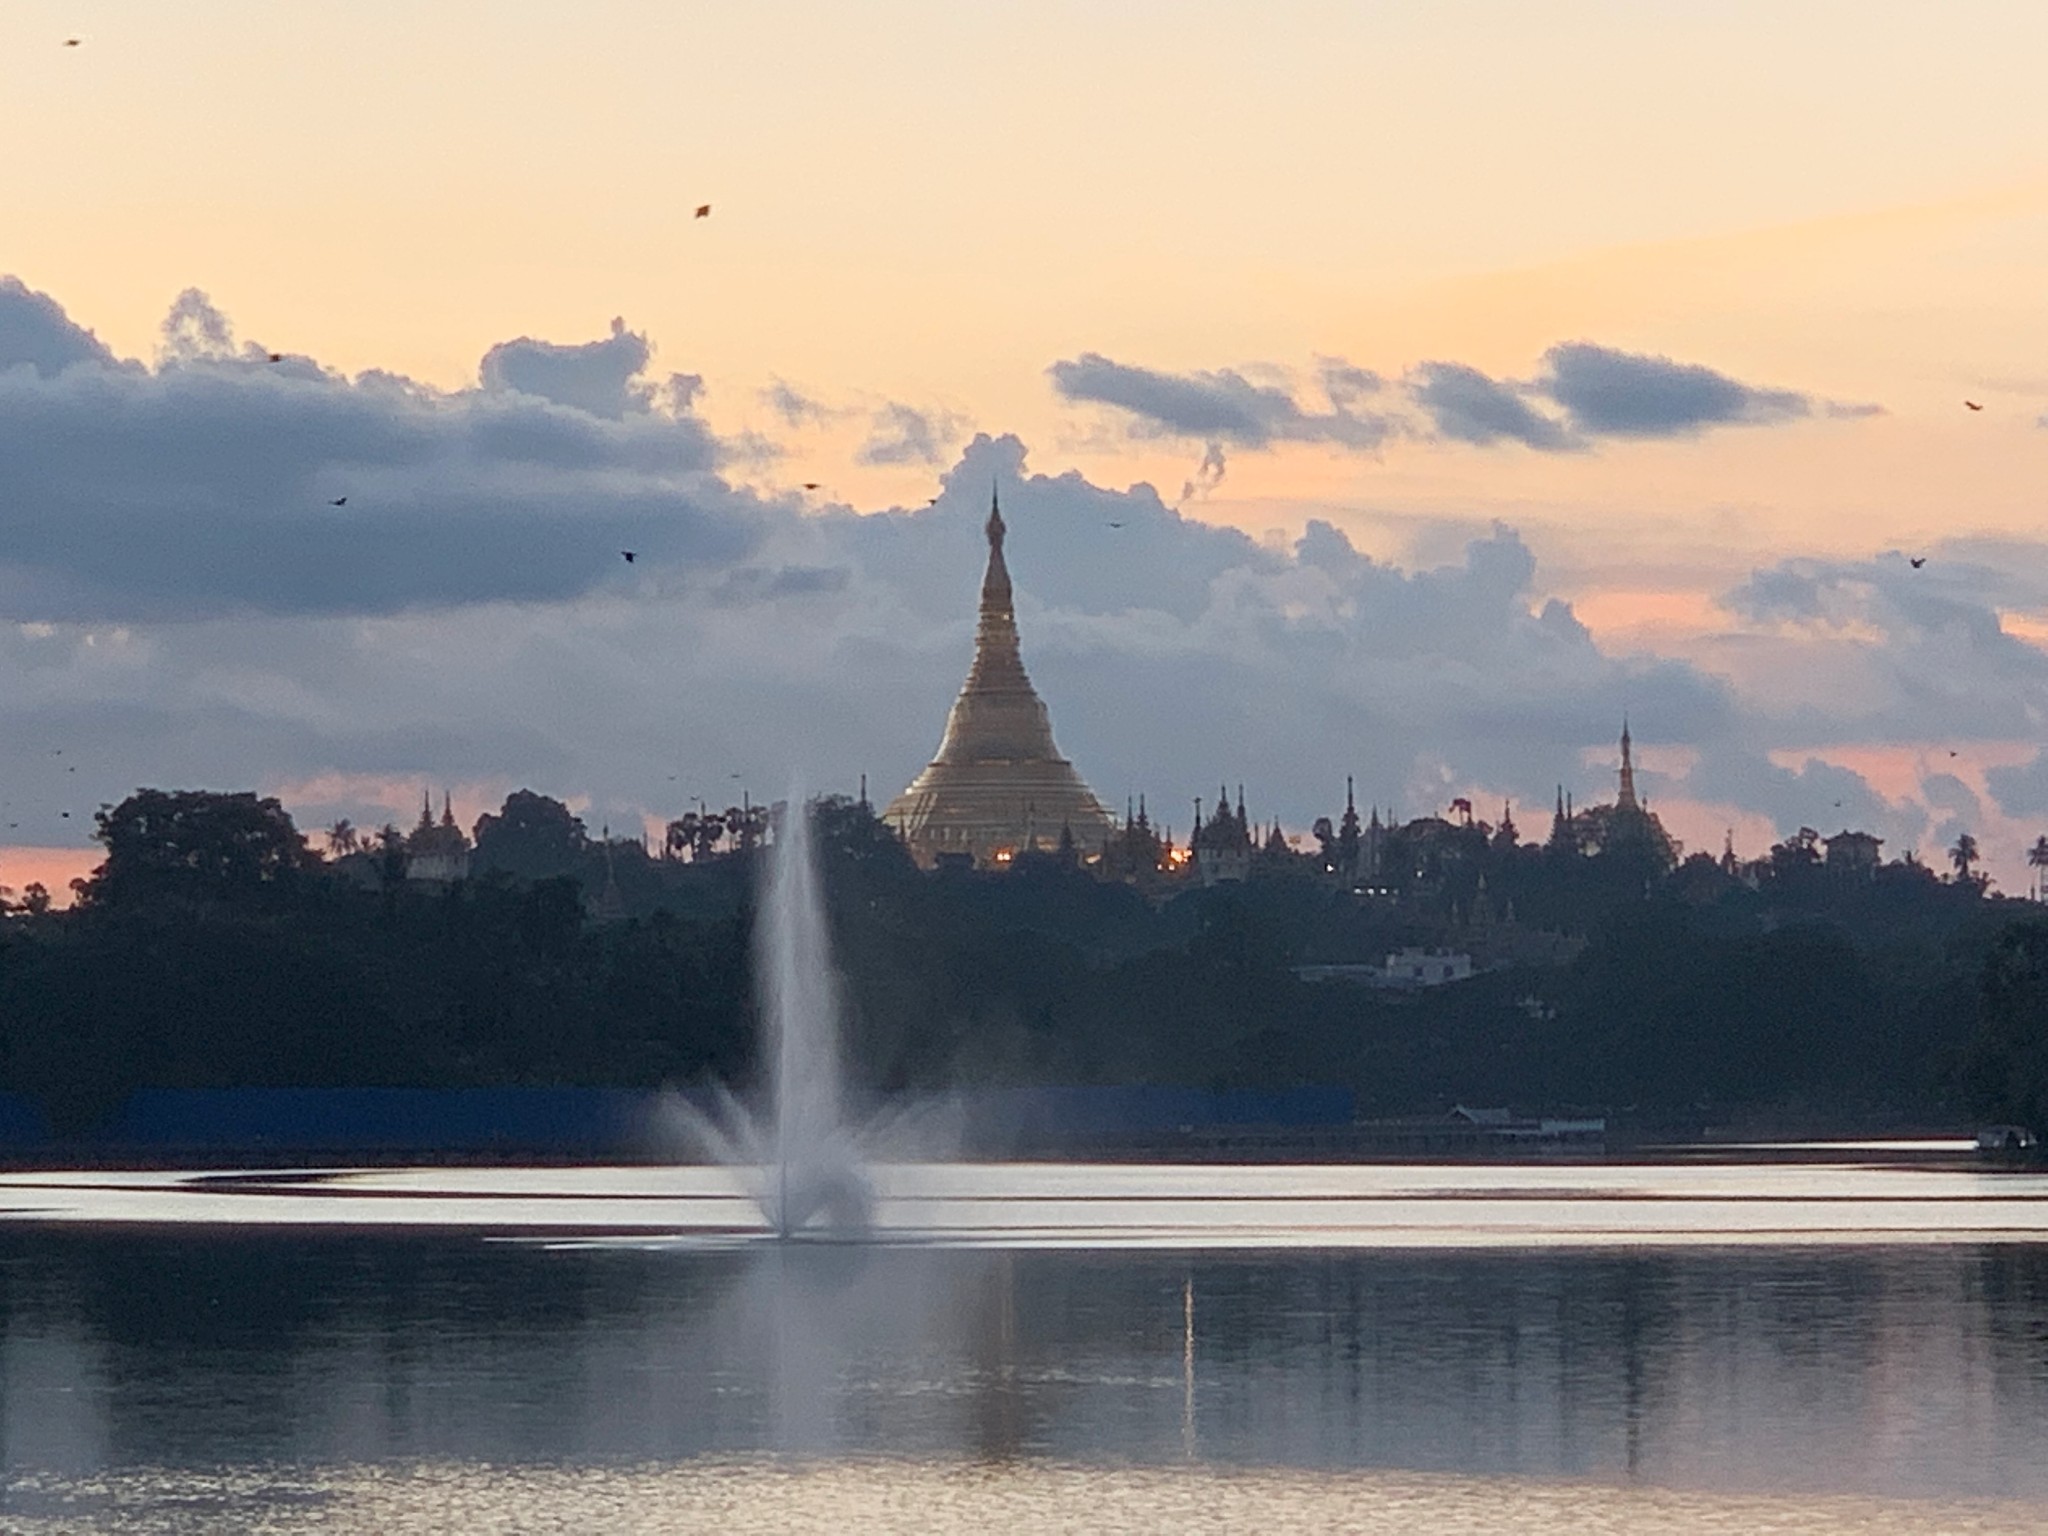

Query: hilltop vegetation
<box><xmin>1</xmin><ymin>788</ymin><xmax>2044</xmax><ymax>1136</ymax></box>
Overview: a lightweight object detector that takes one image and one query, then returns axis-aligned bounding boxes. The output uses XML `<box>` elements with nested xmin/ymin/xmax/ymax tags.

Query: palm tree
<box><xmin>2028</xmin><ymin>835</ymin><xmax>2048</xmax><ymax>900</ymax></box>
<box><xmin>1950</xmin><ymin>831</ymin><xmax>1982</xmax><ymax>887</ymax></box>
<box><xmin>324</xmin><ymin>818</ymin><xmax>359</xmax><ymax>859</ymax></box>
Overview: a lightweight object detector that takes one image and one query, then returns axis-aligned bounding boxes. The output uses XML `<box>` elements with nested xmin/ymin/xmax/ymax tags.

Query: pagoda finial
<box><xmin>987</xmin><ymin>483</ymin><xmax>1004</xmax><ymax>548</ymax></box>
<box><xmin>1617</xmin><ymin>717</ymin><xmax>1640</xmax><ymax>810</ymax></box>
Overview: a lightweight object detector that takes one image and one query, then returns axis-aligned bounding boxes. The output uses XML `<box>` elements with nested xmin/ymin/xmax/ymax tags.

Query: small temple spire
<box><xmin>1617</xmin><ymin>717</ymin><xmax>1640</xmax><ymax>811</ymax></box>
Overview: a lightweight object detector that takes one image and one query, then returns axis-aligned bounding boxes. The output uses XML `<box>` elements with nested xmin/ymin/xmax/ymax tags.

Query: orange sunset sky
<box><xmin>7</xmin><ymin>1</ymin><xmax>2048</xmax><ymax>897</ymax></box>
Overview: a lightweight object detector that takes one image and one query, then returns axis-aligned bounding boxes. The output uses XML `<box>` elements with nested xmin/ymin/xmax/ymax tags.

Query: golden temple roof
<box><xmin>884</xmin><ymin>490</ymin><xmax>1116</xmax><ymax>865</ymax></box>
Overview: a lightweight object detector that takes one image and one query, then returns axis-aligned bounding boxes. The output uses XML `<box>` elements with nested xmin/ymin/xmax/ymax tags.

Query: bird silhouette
<box><xmin>60</xmin><ymin>812</ymin><xmax>70</xmax><ymax>819</ymax></box>
<box><xmin>1950</xmin><ymin>750</ymin><xmax>1960</xmax><ymax>758</ymax></box>
<box><xmin>62</xmin><ymin>38</ymin><xmax>80</xmax><ymax>47</ymax></box>
<box><xmin>802</xmin><ymin>482</ymin><xmax>821</xmax><ymax>491</ymax></box>
<box><xmin>695</xmin><ymin>204</ymin><xmax>712</xmax><ymax>219</ymax></box>
<box><xmin>1965</xmin><ymin>400</ymin><xmax>1983</xmax><ymax>411</ymax></box>
<box><xmin>267</xmin><ymin>352</ymin><xmax>283</xmax><ymax>363</ymax></box>
<box><xmin>329</xmin><ymin>497</ymin><xmax>347</xmax><ymax>507</ymax></box>
<box><xmin>1910</xmin><ymin>557</ymin><xmax>1926</xmax><ymax>568</ymax></box>
<box><xmin>620</xmin><ymin>550</ymin><xmax>637</xmax><ymax>564</ymax></box>
<box><xmin>1107</xmin><ymin>521</ymin><xmax>1125</xmax><ymax>529</ymax></box>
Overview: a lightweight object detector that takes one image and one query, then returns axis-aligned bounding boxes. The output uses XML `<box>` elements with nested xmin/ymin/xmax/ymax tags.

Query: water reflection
<box><xmin>1</xmin><ymin>1230</ymin><xmax>2046</xmax><ymax>1508</ymax></box>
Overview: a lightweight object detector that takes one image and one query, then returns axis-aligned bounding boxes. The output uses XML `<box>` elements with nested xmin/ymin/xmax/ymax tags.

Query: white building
<box><xmin>1381</xmin><ymin>947</ymin><xmax>1474</xmax><ymax>987</ymax></box>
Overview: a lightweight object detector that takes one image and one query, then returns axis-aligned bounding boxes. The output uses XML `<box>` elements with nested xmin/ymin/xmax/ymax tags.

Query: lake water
<box><xmin>1</xmin><ymin>1158</ymin><xmax>2046</xmax><ymax>1533</ymax></box>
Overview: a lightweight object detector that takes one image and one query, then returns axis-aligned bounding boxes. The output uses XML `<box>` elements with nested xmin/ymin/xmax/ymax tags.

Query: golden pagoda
<box><xmin>885</xmin><ymin>490</ymin><xmax>1116</xmax><ymax>866</ymax></box>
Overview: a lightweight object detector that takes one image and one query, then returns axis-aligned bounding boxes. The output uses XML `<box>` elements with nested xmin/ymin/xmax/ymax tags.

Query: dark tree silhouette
<box><xmin>84</xmin><ymin>789</ymin><xmax>314</xmax><ymax>909</ymax></box>
<box><xmin>472</xmin><ymin>791</ymin><xmax>588</xmax><ymax>880</ymax></box>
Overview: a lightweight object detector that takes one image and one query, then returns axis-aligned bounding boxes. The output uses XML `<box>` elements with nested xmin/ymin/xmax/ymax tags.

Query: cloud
<box><xmin>0</xmin><ymin>281</ymin><xmax>1992</xmax><ymax>886</ymax></box>
<box><xmin>1407</xmin><ymin>361</ymin><xmax>1576</xmax><ymax>451</ymax></box>
<box><xmin>0</xmin><ymin>285</ymin><xmax>757</xmax><ymax>622</ymax></box>
<box><xmin>7</xmin><ymin>425</ymin><xmax>1737</xmax><ymax>862</ymax></box>
<box><xmin>480</xmin><ymin>316</ymin><xmax>658</xmax><ymax>419</ymax></box>
<box><xmin>1539</xmin><ymin>342</ymin><xmax>1812</xmax><ymax>437</ymax></box>
<box><xmin>1047</xmin><ymin>352</ymin><xmax>1394</xmax><ymax>450</ymax></box>
<box><xmin>0</xmin><ymin>277</ymin><xmax>115</xmax><ymax>377</ymax></box>
<box><xmin>1179</xmin><ymin>440</ymin><xmax>1228</xmax><ymax>503</ymax></box>
<box><xmin>1316</xmin><ymin>357</ymin><xmax>1382</xmax><ymax>409</ymax></box>
<box><xmin>857</xmin><ymin>402</ymin><xmax>963</xmax><ymax>466</ymax></box>
<box><xmin>1067</xmin><ymin>342</ymin><xmax>1867</xmax><ymax>458</ymax></box>
<box><xmin>1716</xmin><ymin>551</ymin><xmax>2048</xmax><ymax>747</ymax></box>
<box><xmin>158</xmin><ymin>288</ymin><xmax>239</xmax><ymax>364</ymax></box>
<box><xmin>762</xmin><ymin>379</ymin><xmax>838</xmax><ymax>429</ymax></box>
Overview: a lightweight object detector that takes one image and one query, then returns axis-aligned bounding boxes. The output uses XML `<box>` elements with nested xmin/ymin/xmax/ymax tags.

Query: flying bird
<box><xmin>267</xmin><ymin>352</ymin><xmax>284</xmax><ymax>363</ymax></box>
<box><xmin>695</xmin><ymin>204</ymin><xmax>712</xmax><ymax>219</ymax></box>
<box><xmin>60</xmin><ymin>811</ymin><xmax>70</xmax><ymax>819</ymax></box>
<box><xmin>620</xmin><ymin>550</ymin><xmax>637</xmax><ymax>563</ymax></box>
<box><xmin>1910</xmin><ymin>557</ymin><xmax>1926</xmax><ymax>568</ymax></box>
<box><xmin>329</xmin><ymin>497</ymin><xmax>347</xmax><ymax>507</ymax></box>
<box><xmin>1950</xmin><ymin>750</ymin><xmax>1960</xmax><ymax>758</ymax></box>
<box><xmin>62</xmin><ymin>38</ymin><xmax>80</xmax><ymax>47</ymax></box>
<box><xmin>1107</xmin><ymin>521</ymin><xmax>1125</xmax><ymax>529</ymax></box>
<box><xmin>801</xmin><ymin>482</ymin><xmax>821</xmax><ymax>491</ymax></box>
<box><xmin>1965</xmin><ymin>400</ymin><xmax>1983</xmax><ymax>411</ymax></box>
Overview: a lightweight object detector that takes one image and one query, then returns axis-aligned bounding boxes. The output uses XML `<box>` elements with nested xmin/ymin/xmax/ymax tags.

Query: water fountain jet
<box><xmin>673</xmin><ymin>791</ymin><xmax>874</xmax><ymax>1238</ymax></box>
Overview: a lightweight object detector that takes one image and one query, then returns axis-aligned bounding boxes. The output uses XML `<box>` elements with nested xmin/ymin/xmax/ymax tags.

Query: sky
<box><xmin>7</xmin><ymin>0</ymin><xmax>2048</xmax><ymax>897</ymax></box>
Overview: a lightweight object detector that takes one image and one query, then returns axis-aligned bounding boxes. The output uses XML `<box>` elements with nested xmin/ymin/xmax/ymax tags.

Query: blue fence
<box><xmin>101</xmin><ymin>1087</ymin><xmax>659</xmax><ymax>1154</ymax></box>
<box><xmin>0</xmin><ymin>1095</ymin><xmax>51</xmax><ymax>1148</ymax></box>
<box><xmin>0</xmin><ymin>1083</ymin><xmax>1353</xmax><ymax>1157</ymax></box>
<box><xmin>967</xmin><ymin>1085</ymin><xmax>1354</xmax><ymax>1141</ymax></box>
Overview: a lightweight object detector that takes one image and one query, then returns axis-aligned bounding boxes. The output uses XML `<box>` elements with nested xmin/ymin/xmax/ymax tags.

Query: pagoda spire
<box><xmin>1617</xmin><ymin>717</ymin><xmax>1639</xmax><ymax>811</ymax></box>
<box><xmin>946</xmin><ymin>484</ymin><xmax>1033</xmax><ymax>708</ymax></box>
<box><xmin>882</xmin><ymin>480</ymin><xmax>1116</xmax><ymax>863</ymax></box>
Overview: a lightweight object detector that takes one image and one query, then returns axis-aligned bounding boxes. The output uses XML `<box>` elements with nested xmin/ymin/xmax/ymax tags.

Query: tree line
<box><xmin>1</xmin><ymin>786</ymin><xmax>2045</xmax><ymax>1137</ymax></box>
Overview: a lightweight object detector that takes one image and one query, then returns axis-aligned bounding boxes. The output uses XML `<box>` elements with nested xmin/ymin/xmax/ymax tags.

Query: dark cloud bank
<box><xmin>0</xmin><ymin>276</ymin><xmax>2025</xmax><ymax>870</ymax></box>
<box><xmin>1054</xmin><ymin>341</ymin><xmax>1880</xmax><ymax>455</ymax></box>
